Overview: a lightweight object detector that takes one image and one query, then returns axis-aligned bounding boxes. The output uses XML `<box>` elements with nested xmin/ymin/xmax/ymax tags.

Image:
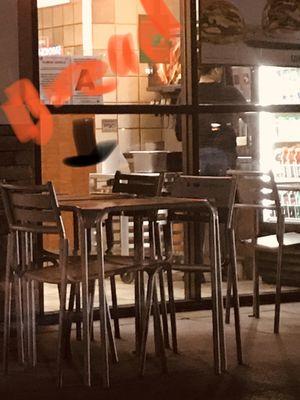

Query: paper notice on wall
<box><xmin>39</xmin><ymin>56</ymin><xmax>104</xmax><ymax>104</ymax></box>
<box><xmin>39</xmin><ymin>56</ymin><xmax>71</xmax><ymax>104</ymax></box>
<box><xmin>71</xmin><ymin>57</ymin><xmax>103</xmax><ymax>105</ymax></box>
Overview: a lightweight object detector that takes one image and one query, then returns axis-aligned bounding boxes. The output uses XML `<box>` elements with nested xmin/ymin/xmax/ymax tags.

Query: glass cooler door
<box><xmin>258</xmin><ymin>67</ymin><xmax>300</xmax><ymax>224</ymax></box>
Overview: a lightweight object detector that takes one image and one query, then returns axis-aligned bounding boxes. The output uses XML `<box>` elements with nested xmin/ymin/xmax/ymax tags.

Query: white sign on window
<box><xmin>39</xmin><ymin>46</ymin><xmax>62</xmax><ymax>57</ymax></box>
<box><xmin>39</xmin><ymin>56</ymin><xmax>103</xmax><ymax>105</ymax></box>
<box><xmin>72</xmin><ymin>57</ymin><xmax>103</xmax><ymax>105</ymax></box>
<box><xmin>39</xmin><ymin>56</ymin><xmax>71</xmax><ymax>104</ymax></box>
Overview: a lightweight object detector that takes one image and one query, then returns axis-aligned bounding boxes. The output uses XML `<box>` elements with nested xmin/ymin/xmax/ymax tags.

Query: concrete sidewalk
<box><xmin>0</xmin><ymin>304</ymin><xmax>299</xmax><ymax>400</ymax></box>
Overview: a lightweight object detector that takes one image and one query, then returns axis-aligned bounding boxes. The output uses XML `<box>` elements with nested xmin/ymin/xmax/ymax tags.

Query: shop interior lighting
<box><xmin>258</xmin><ymin>66</ymin><xmax>277</xmax><ymax>171</ymax></box>
<box><xmin>37</xmin><ymin>0</ymin><xmax>70</xmax><ymax>8</ymax></box>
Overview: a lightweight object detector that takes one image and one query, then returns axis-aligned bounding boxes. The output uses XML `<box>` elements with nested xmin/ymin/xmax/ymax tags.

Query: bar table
<box><xmin>58</xmin><ymin>194</ymin><xmax>226</xmax><ymax>387</ymax></box>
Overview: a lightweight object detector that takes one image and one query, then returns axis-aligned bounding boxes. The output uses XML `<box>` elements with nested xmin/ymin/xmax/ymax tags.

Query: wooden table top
<box><xmin>58</xmin><ymin>195</ymin><xmax>211</xmax><ymax>214</ymax></box>
<box><xmin>58</xmin><ymin>193</ymin><xmax>134</xmax><ymax>202</ymax></box>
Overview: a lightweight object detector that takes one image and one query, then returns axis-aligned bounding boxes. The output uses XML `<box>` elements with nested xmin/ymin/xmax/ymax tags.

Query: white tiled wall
<box><xmin>38</xmin><ymin>0</ymin><xmax>83</xmax><ymax>54</ymax></box>
<box><xmin>116</xmin><ymin>77</ymin><xmax>139</xmax><ymax>103</ymax></box>
<box><xmin>140</xmin><ymin>129</ymin><xmax>162</xmax><ymax>150</ymax></box>
<box><xmin>90</xmin><ymin>0</ymin><xmax>165</xmax><ymax>168</ymax></box>
<box><xmin>63</xmin><ymin>3</ymin><xmax>74</xmax><ymax>25</ymax></box>
<box><xmin>73</xmin><ymin>1</ymin><xmax>82</xmax><ymax>23</ymax></box>
<box><xmin>115</xmin><ymin>0</ymin><xmax>138</xmax><ymax>24</ymax></box>
<box><xmin>63</xmin><ymin>25</ymin><xmax>74</xmax><ymax>47</ymax></box>
<box><xmin>92</xmin><ymin>24</ymin><xmax>114</xmax><ymax>49</ymax></box>
<box><xmin>118</xmin><ymin>114</ymin><xmax>140</xmax><ymax>129</ymax></box>
<box><xmin>53</xmin><ymin>7</ymin><xmax>63</xmax><ymax>26</ymax></box>
<box><xmin>140</xmin><ymin>114</ymin><xmax>162</xmax><ymax>129</ymax></box>
<box><xmin>118</xmin><ymin>128</ymin><xmax>140</xmax><ymax>153</ymax></box>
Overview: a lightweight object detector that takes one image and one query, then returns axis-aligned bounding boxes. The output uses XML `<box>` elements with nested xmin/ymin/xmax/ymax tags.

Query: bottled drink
<box><xmin>295</xmin><ymin>148</ymin><xmax>300</xmax><ymax>178</ymax></box>
<box><xmin>282</xmin><ymin>191</ymin><xmax>290</xmax><ymax>217</ymax></box>
<box><xmin>280</xmin><ymin>147</ymin><xmax>289</xmax><ymax>178</ymax></box>
<box><xmin>288</xmin><ymin>147</ymin><xmax>296</xmax><ymax>178</ymax></box>
<box><xmin>289</xmin><ymin>191</ymin><xmax>296</xmax><ymax>218</ymax></box>
<box><xmin>274</xmin><ymin>148</ymin><xmax>282</xmax><ymax>178</ymax></box>
<box><xmin>295</xmin><ymin>191</ymin><xmax>300</xmax><ymax>219</ymax></box>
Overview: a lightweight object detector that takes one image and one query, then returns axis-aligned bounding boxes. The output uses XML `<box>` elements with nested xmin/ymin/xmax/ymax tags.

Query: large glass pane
<box><xmin>194</xmin><ymin>65</ymin><xmax>254</xmax><ymax>175</ymax></box>
<box><xmin>197</xmin><ymin>65</ymin><xmax>252</xmax><ymax>106</ymax></box>
<box><xmin>41</xmin><ymin>113</ymin><xmax>182</xmax><ymax>187</ymax></box>
<box><xmin>37</xmin><ymin>0</ymin><xmax>183</xmax><ymax>105</ymax></box>
<box><xmin>41</xmin><ymin>112</ymin><xmax>183</xmax><ymax>311</ymax></box>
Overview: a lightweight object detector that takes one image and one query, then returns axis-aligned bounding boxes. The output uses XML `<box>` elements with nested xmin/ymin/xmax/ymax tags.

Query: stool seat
<box><xmin>24</xmin><ymin>257</ymin><xmax>164</xmax><ymax>284</ymax></box>
<box><xmin>171</xmin><ymin>264</ymin><xmax>211</xmax><ymax>273</ymax></box>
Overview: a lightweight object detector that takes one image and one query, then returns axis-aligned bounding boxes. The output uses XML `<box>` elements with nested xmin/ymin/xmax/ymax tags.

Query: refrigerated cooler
<box><xmin>258</xmin><ymin>66</ymin><xmax>300</xmax><ymax>224</ymax></box>
<box><xmin>248</xmin><ymin>66</ymin><xmax>300</xmax><ymax>285</ymax></box>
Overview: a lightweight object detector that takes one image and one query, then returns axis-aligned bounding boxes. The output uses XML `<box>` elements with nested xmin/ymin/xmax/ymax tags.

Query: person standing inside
<box><xmin>176</xmin><ymin>64</ymin><xmax>246</xmax><ymax>175</ymax></box>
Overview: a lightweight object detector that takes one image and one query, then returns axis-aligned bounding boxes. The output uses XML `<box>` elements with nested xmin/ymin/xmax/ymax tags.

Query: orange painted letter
<box><xmin>139</xmin><ymin>0</ymin><xmax>180</xmax><ymax>63</ymax></box>
<box><xmin>44</xmin><ymin>60</ymin><xmax>116</xmax><ymax>106</ymax></box>
<box><xmin>1</xmin><ymin>79</ymin><xmax>53</xmax><ymax>145</ymax></box>
<box><xmin>108</xmin><ymin>34</ymin><xmax>139</xmax><ymax>76</ymax></box>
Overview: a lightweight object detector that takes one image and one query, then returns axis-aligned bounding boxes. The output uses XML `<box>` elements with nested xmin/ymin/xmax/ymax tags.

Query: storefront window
<box><xmin>41</xmin><ymin>113</ymin><xmax>182</xmax><ymax>189</ymax></box>
<box><xmin>37</xmin><ymin>0</ymin><xmax>183</xmax><ymax>106</ymax></box>
<box><xmin>34</xmin><ymin>1</ymin><xmax>300</xmax><ymax>306</ymax></box>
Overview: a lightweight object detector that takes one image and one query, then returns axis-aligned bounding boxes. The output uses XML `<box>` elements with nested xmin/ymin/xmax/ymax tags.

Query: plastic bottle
<box><xmin>280</xmin><ymin>147</ymin><xmax>289</xmax><ymax>178</ymax></box>
<box><xmin>289</xmin><ymin>191</ymin><xmax>296</xmax><ymax>218</ymax></box>
<box><xmin>274</xmin><ymin>148</ymin><xmax>282</xmax><ymax>179</ymax></box>
<box><xmin>295</xmin><ymin>148</ymin><xmax>300</xmax><ymax>178</ymax></box>
<box><xmin>282</xmin><ymin>191</ymin><xmax>290</xmax><ymax>217</ymax></box>
<box><xmin>295</xmin><ymin>190</ymin><xmax>300</xmax><ymax>219</ymax></box>
<box><xmin>288</xmin><ymin>147</ymin><xmax>296</xmax><ymax>178</ymax></box>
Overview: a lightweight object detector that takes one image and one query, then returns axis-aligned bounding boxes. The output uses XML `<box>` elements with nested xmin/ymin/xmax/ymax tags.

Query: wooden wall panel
<box><xmin>0</xmin><ymin>126</ymin><xmax>36</xmax><ymax>278</ymax></box>
<box><xmin>0</xmin><ymin>0</ymin><xmax>38</xmax><ymax>288</ymax></box>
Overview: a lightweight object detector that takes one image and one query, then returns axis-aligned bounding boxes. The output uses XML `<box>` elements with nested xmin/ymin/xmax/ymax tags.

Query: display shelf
<box><xmin>147</xmin><ymin>84</ymin><xmax>181</xmax><ymax>101</ymax></box>
<box><xmin>274</xmin><ymin>140</ymin><xmax>300</xmax><ymax>145</ymax></box>
<box><xmin>264</xmin><ymin>217</ymin><xmax>300</xmax><ymax>225</ymax></box>
<box><xmin>276</xmin><ymin>178</ymin><xmax>300</xmax><ymax>184</ymax></box>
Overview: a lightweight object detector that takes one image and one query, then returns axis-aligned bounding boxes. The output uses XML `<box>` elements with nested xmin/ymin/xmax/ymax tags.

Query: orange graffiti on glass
<box><xmin>44</xmin><ymin>34</ymin><xmax>138</xmax><ymax>106</ymax></box>
<box><xmin>108</xmin><ymin>34</ymin><xmax>139</xmax><ymax>76</ymax></box>
<box><xmin>139</xmin><ymin>0</ymin><xmax>180</xmax><ymax>62</ymax></box>
<box><xmin>44</xmin><ymin>59</ymin><xmax>117</xmax><ymax>106</ymax></box>
<box><xmin>1</xmin><ymin>79</ymin><xmax>53</xmax><ymax>145</ymax></box>
<box><xmin>1</xmin><ymin>1</ymin><xmax>180</xmax><ymax>145</ymax></box>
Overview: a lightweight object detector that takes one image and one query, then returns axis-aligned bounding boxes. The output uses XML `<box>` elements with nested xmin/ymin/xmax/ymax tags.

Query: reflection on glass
<box><xmin>94</xmin><ymin>114</ymin><xmax>182</xmax><ymax>174</ymax></box>
<box><xmin>190</xmin><ymin>65</ymin><xmax>248</xmax><ymax>175</ymax></box>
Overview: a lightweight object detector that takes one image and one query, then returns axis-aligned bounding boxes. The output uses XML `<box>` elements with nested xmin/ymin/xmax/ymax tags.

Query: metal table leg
<box><xmin>79</xmin><ymin>215</ymin><xmax>91</xmax><ymax>387</ymax></box>
<box><xmin>96</xmin><ymin>217</ymin><xmax>109</xmax><ymax>388</ymax></box>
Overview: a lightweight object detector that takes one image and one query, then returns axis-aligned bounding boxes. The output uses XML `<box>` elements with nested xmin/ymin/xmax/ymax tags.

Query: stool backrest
<box><xmin>227</xmin><ymin>169</ymin><xmax>283</xmax><ymax>239</ymax></box>
<box><xmin>228</xmin><ymin>170</ymin><xmax>281</xmax><ymax>209</ymax></box>
<box><xmin>112</xmin><ymin>171</ymin><xmax>164</xmax><ymax>197</ymax></box>
<box><xmin>170</xmin><ymin>175</ymin><xmax>237</xmax><ymax>228</ymax></box>
<box><xmin>0</xmin><ymin>182</ymin><xmax>65</xmax><ymax>237</ymax></box>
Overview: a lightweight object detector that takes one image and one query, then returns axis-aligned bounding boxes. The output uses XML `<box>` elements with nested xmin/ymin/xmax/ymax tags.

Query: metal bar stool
<box><xmin>228</xmin><ymin>170</ymin><xmax>300</xmax><ymax>333</ymax></box>
<box><xmin>0</xmin><ymin>182</ymin><xmax>118</xmax><ymax>387</ymax></box>
<box><xmin>161</xmin><ymin>175</ymin><xmax>242</xmax><ymax>370</ymax></box>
